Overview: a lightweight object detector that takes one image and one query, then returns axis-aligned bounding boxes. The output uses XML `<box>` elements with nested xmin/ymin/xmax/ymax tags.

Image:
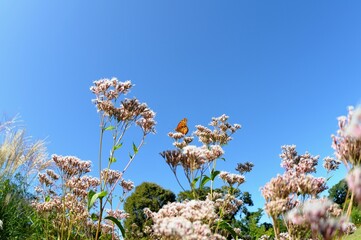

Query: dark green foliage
<box><xmin>241</xmin><ymin>191</ymin><xmax>253</xmax><ymax>206</ymax></box>
<box><xmin>234</xmin><ymin>208</ymin><xmax>273</xmax><ymax>239</ymax></box>
<box><xmin>328</xmin><ymin>180</ymin><xmax>361</xmax><ymax>226</ymax></box>
<box><xmin>177</xmin><ymin>186</ymin><xmax>238</xmax><ymax>201</ymax></box>
<box><xmin>328</xmin><ymin>179</ymin><xmax>348</xmax><ymax>206</ymax></box>
<box><xmin>238</xmin><ymin>191</ymin><xmax>254</xmax><ymax>220</ymax></box>
<box><xmin>123</xmin><ymin>182</ymin><xmax>176</xmax><ymax>239</ymax></box>
<box><xmin>177</xmin><ymin>186</ymin><xmax>215</xmax><ymax>201</ymax></box>
<box><xmin>0</xmin><ymin>175</ymin><xmax>41</xmax><ymax>240</ymax></box>
<box><xmin>248</xmin><ymin>210</ymin><xmax>273</xmax><ymax>239</ymax></box>
<box><xmin>351</xmin><ymin>207</ymin><xmax>361</xmax><ymax>226</ymax></box>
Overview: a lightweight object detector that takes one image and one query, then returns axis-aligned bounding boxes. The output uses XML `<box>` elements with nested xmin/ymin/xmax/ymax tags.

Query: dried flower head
<box><xmin>280</xmin><ymin>145</ymin><xmax>319</xmax><ymax>174</ymax></box>
<box><xmin>106</xmin><ymin>209</ymin><xmax>129</xmax><ymax>220</ymax></box>
<box><xmin>219</xmin><ymin>171</ymin><xmax>245</xmax><ymax>186</ymax></box>
<box><xmin>286</xmin><ymin>198</ymin><xmax>353</xmax><ymax>240</ymax></box>
<box><xmin>160</xmin><ymin>150</ymin><xmax>187</xmax><ymax>170</ymax></box>
<box><xmin>323</xmin><ymin>156</ymin><xmax>341</xmax><ymax>173</ymax></box>
<box><xmin>345</xmin><ymin>105</ymin><xmax>361</xmax><ymax>139</ymax></box>
<box><xmin>194</xmin><ymin>115</ymin><xmax>241</xmax><ymax>146</ymax></box>
<box><xmin>46</xmin><ymin>169</ymin><xmax>60</xmax><ymax>180</ymax></box>
<box><xmin>120</xmin><ymin>179</ymin><xmax>134</xmax><ymax>192</ymax></box>
<box><xmin>235</xmin><ymin>161</ymin><xmax>254</xmax><ymax>174</ymax></box>
<box><xmin>262</xmin><ymin>145</ymin><xmax>327</xmax><ymax>220</ymax></box>
<box><xmin>38</xmin><ymin>173</ymin><xmax>53</xmax><ymax>187</ymax></box>
<box><xmin>52</xmin><ymin>155</ymin><xmax>91</xmax><ymax>177</ymax></box>
<box><xmin>90</xmin><ymin>78</ymin><xmax>132</xmax><ymax>101</ymax></box>
<box><xmin>91</xmin><ymin>78</ymin><xmax>156</xmax><ymax>133</ymax></box>
<box><xmin>101</xmin><ymin>169</ymin><xmax>123</xmax><ymax>185</ymax></box>
<box><xmin>144</xmin><ymin>199</ymin><xmax>225</xmax><ymax>239</ymax></box>
<box><xmin>332</xmin><ymin>106</ymin><xmax>361</xmax><ymax>166</ymax></box>
<box><xmin>208</xmin><ymin>193</ymin><xmax>243</xmax><ymax>216</ymax></box>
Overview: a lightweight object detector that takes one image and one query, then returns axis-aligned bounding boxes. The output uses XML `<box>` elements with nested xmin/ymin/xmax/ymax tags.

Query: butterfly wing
<box><xmin>175</xmin><ymin>118</ymin><xmax>189</xmax><ymax>135</ymax></box>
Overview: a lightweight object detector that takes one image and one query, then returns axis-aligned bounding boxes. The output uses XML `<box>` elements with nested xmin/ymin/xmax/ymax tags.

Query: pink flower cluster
<box><xmin>90</xmin><ymin>78</ymin><xmax>156</xmax><ymax>134</ymax></box>
<box><xmin>280</xmin><ymin>145</ymin><xmax>319</xmax><ymax>174</ymax></box>
<box><xmin>105</xmin><ymin>209</ymin><xmax>129</xmax><ymax>220</ymax></box>
<box><xmin>120</xmin><ymin>179</ymin><xmax>134</xmax><ymax>192</ymax></box>
<box><xmin>219</xmin><ymin>171</ymin><xmax>245</xmax><ymax>186</ymax></box>
<box><xmin>208</xmin><ymin>192</ymin><xmax>243</xmax><ymax>216</ymax></box>
<box><xmin>33</xmin><ymin>155</ymin><xmax>121</xmax><ymax>238</ymax></box>
<box><xmin>346</xmin><ymin>167</ymin><xmax>361</xmax><ymax>203</ymax></box>
<box><xmin>261</xmin><ymin>146</ymin><xmax>327</xmax><ymax>217</ymax></box>
<box><xmin>65</xmin><ymin>175</ymin><xmax>100</xmax><ymax>197</ymax></box>
<box><xmin>331</xmin><ymin>106</ymin><xmax>361</xmax><ymax>166</ymax></box>
<box><xmin>323</xmin><ymin>156</ymin><xmax>341</xmax><ymax>173</ymax></box>
<box><xmin>161</xmin><ymin>144</ymin><xmax>226</xmax><ymax>180</ymax></box>
<box><xmin>286</xmin><ymin>198</ymin><xmax>355</xmax><ymax>239</ymax></box>
<box><xmin>101</xmin><ymin>168</ymin><xmax>123</xmax><ymax>185</ymax></box>
<box><xmin>345</xmin><ymin>105</ymin><xmax>361</xmax><ymax>139</ymax></box>
<box><xmin>264</xmin><ymin>198</ymin><xmax>296</xmax><ymax>217</ymax></box>
<box><xmin>52</xmin><ymin>154</ymin><xmax>91</xmax><ymax>177</ymax></box>
<box><xmin>33</xmin><ymin>196</ymin><xmax>62</xmax><ymax>212</ymax></box>
<box><xmin>90</xmin><ymin>78</ymin><xmax>132</xmax><ymax>100</ymax></box>
<box><xmin>194</xmin><ymin>114</ymin><xmax>241</xmax><ymax>146</ymax></box>
<box><xmin>162</xmin><ymin>115</ymin><xmax>241</xmax><ymax>189</ymax></box>
<box><xmin>144</xmin><ymin>199</ymin><xmax>225</xmax><ymax>239</ymax></box>
<box><xmin>160</xmin><ymin>150</ymin><xmax>187</xmax><ymax>170</ymax></box>
<box><xmin>179</xmin><ymin>145</ymin><xmax>224</xmax><ymax>171</ymax></box>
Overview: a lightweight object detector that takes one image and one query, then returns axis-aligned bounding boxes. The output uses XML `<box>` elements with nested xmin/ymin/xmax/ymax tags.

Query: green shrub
<box><xmin>351</xmin><ymin>207</ymin><xmax>361</xmax><ymax>226</ymax></box>
<box><xmin>0</xmin><ymin>176</ymin><xmax>44</xmax><ymax>239</ymax></box>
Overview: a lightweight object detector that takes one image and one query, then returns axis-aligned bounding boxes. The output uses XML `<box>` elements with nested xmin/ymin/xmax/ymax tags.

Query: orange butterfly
<box><xmin>175</xmin><ymin>118</ymin><xmax>189</xmax><ymax>135</ymax></box>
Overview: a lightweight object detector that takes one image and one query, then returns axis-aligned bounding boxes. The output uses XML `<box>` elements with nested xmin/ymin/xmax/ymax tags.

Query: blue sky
<box><xmin>1</xmin><ymin>1</ymin><xmax>361</xmax><ymax>222</ymax></box>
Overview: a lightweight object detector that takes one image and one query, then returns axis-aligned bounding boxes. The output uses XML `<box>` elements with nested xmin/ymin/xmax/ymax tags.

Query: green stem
<box><xmin>171</xmin><ymin>168</ymin><xmax>186</xmax><ymax>192</ymax></box>
<box><xmin>122</xmin><ymin>134</ymin><xmax>145</xmax><ymax>173</ymax></box>
<box><xmin>346</xmin><ymin>191</ymin><xmax>354</xmax><ymax>218</ymax></box>
<box><xmin>210</xmin><ymin>159</ymin><xmax>217</xmax><ymax>200</ymax></box>
<box><xmin>95</xmin><ymin>116</ymin><xmax>105</xmax><ymax>240</ymax></box>
<box><xmin>102</xmin><ymin>135</ymin><xmax>146</xmax><ymax>214</ymax></box>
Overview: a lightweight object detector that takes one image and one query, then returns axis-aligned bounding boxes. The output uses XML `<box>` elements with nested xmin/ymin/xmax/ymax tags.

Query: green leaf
<box><xmin>91</xmin><ymin>213</ymin><xmax>98</xmax><ymax>221</ymax></box>
<box><xmin>132</xmin><ymin>142</ymin><xmax>138</xmax><ymax>154</ymax></box>
<box><xmin>210</xmin><ymin>170</ymin><xmax>220</xmax><ymax>181</ymax></box>
<box><xmin>218</xmin><ymin>220</ymin><xmax>237</xmax><ymax>239</ymax></box>
<box><xmin>220</xmin><ymin>157</ymin><xmax>226</xmax><ymax>161</ymax></box>
<box><xmin>88</xmin><ymin>191</ymin><xmax>108</xmax><ymax>210</ymax></box>
<box><xmin>45</xmin><ymin>196</ymin><xmax>50</xmax><ymax>202</ymax></box>
<box><xmin>104</xmin><ymin>126</ymin><xmax>115</xmax><ymax>131</ymax></box>
<box><xmin>112</xmin><ymin>143</ymin><xmax>123</xmax><ymax>151</ymax></box>
<box><xmin>184</xmin><ymin>191</ymin><xmax>193</xmax><ymax>199</ymax></box>
<box><xmin>200</xmin><ymin>175</ymin><xmax>210</xmax><ymax>188</ymax></box>
<box><xmin>191</xmin><ymin>176</ymin><xmax>201</xmax><ymax>189</ymax></box>
<box><xmin>87</xmin><ymin>190</ymin><xmax>96</xmax><ymax>210</ymax></box>
<box><xmin>109</xmin><ymin>157</ymin><xmax>117</xmax><ymax>163</ymax></box>
<box><xmin>105</xmin><ymin>216</ymin><xmax>125</xmax><ymax>238</ymax></box>
<box><xmin>326</xmin><ymin>175</ymin><xmax>333</xmax><ymax>181</ymax></box>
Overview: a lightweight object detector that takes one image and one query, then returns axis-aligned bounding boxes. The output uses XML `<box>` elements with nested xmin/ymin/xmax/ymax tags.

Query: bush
<box><xmin>351</xmin><ymin>207</ymin><xmax>361</xmax><ymax>226</ymax></box>
<box><xmin>0</xmin><ymin>175</ymin><xmax>42</xmax><ymax>239</ymax></box>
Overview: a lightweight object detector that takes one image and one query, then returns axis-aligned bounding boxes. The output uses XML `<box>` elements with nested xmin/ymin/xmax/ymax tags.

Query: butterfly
<box><xmin>175</xmin><ymin>118</ymin><xmax>189</xmax><ymax>135</ymax></box>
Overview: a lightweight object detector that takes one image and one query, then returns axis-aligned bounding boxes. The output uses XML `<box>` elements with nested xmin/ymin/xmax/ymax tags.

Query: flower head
<box><xmin>346</xmin><ymin>167</ymin><xmax>361</xmax><ymax>203</ymax></box>
<box><xmin>345</xmin><ymin>105</ymin><xmax>361</xmax><ymax>139</ymax></box>
<box><xmin>323</xmin><ymin>156</ymin><xmax>341</xmax><ymax>173</ymax></box>
<box><xmin>144</xmin><ymin>199</ymin><xmax>224</xmax><ymax>239</ymax></box>
<box><xmin>332</xmin><ymin>106</ymin><xmax>361</xmax><ymax>166</ymax></box>
<box><xmin>194</xmin><ymin>115</ymin><xmax>241</xmax><ymax>145</ymax></box>
<box><xmin>219</xmin><ymin>171</ymin><xmax>245</xmax><ymax>186</ymax></box>
<box><xmin>286</xmin><ymin>198</ymin><xmax>353</xmax><ymax>239</ymax></box>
